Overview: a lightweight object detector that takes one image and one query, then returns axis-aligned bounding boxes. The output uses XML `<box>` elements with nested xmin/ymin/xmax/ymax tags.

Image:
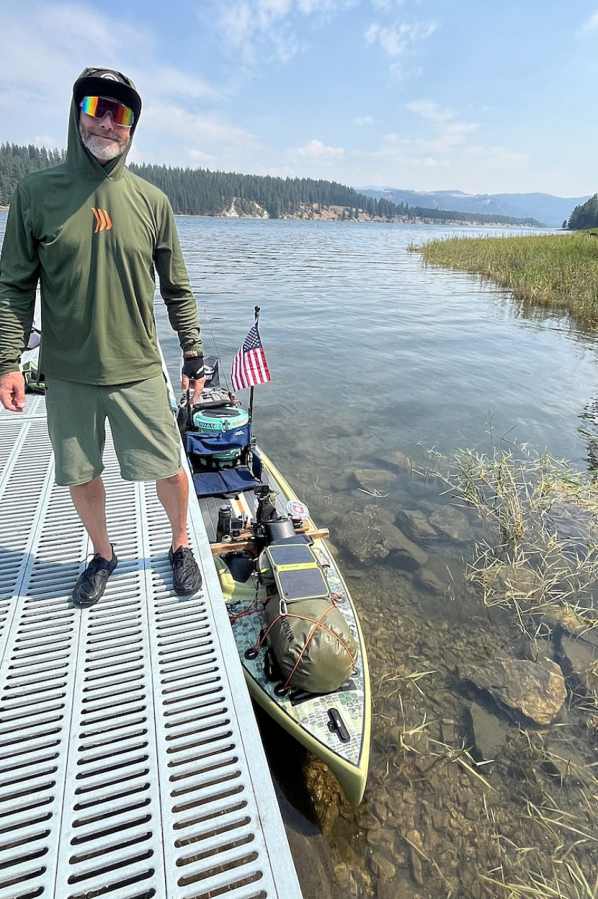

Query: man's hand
<box><xmin>0</xmin><ymin>372</ymin><xmax>26</xmax><ymax>412</ymax></box>
<box><xmin>182</xmin><ymin>375</ymin><xmax>206</xmax><ymax>404</ymax></box>
<box><xmin>181</xmin><ymin>355</ymin><xmax>206</xmax><ymax>405</ymax></box>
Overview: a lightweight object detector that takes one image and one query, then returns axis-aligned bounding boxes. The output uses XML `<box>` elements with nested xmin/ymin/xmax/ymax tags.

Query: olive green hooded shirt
<box><xmin>0</xmin><ymin>67</ymin><xmax>202</xmax><ymax>384</ymax></box>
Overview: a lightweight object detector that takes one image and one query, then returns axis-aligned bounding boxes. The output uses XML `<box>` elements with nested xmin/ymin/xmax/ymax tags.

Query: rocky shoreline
<box><xmin>0</xmin><ymin>201</ymin><xmax>537</xmax><ymax>227</ymax></box>
<box><xmin>209</xmin><ymin>201</ymin><xmax>537</xmax><ymax>227</ymax></box>
<box><xmin>254</xmin><ymin>409</ymin><xmax>598</xmax><ymax>899</ymax></box>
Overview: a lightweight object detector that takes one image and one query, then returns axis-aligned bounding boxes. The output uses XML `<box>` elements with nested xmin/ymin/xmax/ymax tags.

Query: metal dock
<box><xmin>0</xmin><ymin>394</ymin><xmax>302</xmax><ymax>899</ymax></box>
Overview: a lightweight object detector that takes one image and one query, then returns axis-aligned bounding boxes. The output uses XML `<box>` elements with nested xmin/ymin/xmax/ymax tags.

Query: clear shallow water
<box><xmin>3</xmin><ymin>211</ymin><xmax>598</xmax><ymax>897</ymax></box>
<box><xmin>161</xmin><ymin>218</ymin><xmax>598</xmax><ymax>471</ymax></box>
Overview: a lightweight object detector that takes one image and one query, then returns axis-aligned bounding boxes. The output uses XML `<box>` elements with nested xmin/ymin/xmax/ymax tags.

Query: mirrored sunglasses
<box><xmin>80</xmin><ymin>96</ymin><xmax>134</xmax><ymax>127</ymax></box>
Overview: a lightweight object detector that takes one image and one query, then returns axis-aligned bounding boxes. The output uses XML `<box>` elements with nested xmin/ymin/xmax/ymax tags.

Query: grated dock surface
<box><xmin>0</xmin><ymin>396</ymin><xmax>302</xmax><ymax>899</ymax></box>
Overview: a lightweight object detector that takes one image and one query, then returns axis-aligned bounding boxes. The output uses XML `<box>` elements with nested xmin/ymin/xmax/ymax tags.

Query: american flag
<box><xmin>231</xmin><ymin>322</ymin><xmax>271</xmax><ymax>392</ymax></box>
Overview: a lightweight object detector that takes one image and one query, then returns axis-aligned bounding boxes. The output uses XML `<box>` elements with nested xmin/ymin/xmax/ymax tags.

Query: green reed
<box><xmin>410</xmin><ymin>232</ymin><xmax>598</xmax><ymax>329</ymax></box>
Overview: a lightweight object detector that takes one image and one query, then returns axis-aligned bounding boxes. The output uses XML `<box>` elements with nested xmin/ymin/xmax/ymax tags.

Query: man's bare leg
<box><xmin>70</xmin><ymin>476</ymin><xmax>118</xmax><ymax>608</ymax></box>
<box><xmin>70</xmin><ymin>476</ymin><xmax>113</xmax><ymax>560</ymax></box>
<box><xmin>157</xmin><ymin>469</ymin><xmax>201</xmax><ymax>595</ymax></box>
<box><xmin>156</xmin><ymin>468</ymin><xmax>190</xmax><ymax>550</ymax></box>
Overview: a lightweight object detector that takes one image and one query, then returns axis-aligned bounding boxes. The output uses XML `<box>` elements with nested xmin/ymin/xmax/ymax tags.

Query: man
<box><xmin>0</xmin><ymin>67</ymin><xmax>205</xmax><ymax>606</ymax></box>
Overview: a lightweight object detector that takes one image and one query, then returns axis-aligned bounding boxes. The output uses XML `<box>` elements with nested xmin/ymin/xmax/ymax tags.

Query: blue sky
<box><xmin>1</xmin><ymin>0</ymin><xmax>597</xmax><ymax>197</ymax></box>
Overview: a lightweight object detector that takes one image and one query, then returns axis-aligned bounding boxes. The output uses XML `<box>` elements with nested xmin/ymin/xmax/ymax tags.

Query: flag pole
<box><xmin>248</xmin><ymin>305</ymin><xmax>260</xmax><ymax>426</ymax></box>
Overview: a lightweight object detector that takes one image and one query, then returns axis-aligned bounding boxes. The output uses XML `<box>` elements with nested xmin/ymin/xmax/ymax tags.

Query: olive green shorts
<box><xmin>45</xmin><ymin>376</ymin><xmax>182</xmax><ymax>486</ymax></box>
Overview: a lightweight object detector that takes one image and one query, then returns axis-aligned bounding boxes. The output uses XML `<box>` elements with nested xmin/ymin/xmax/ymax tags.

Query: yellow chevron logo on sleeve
<box><xmin>91</xmin><ymin>208</ymin><xmax>113</xmax><ymax>233</ymax></box>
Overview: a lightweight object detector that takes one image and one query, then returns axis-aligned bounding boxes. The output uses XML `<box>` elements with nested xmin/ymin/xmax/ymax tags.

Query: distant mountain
<box><xmin>356</xmin><ymin>188</ymin><xmax>591</xmax><ymax>228</ymax></box>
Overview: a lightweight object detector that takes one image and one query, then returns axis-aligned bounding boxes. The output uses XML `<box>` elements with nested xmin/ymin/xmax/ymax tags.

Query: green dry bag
<box><xmin>260</xmin><ymin>541</ymin><xmax>357</xmax><ymax>693</ymax></box>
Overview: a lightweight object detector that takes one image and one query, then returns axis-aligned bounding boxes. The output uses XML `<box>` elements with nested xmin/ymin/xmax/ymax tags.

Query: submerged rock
<box><xmin>396</xmin><ymin>509</ymin><xmax>438</xmax><ymax>541</ymax></box>
<box><xmin>404</xmin><ymin>830</ymin><xmax>425</xmax><ymax>886</ymax></box>
<box><xmin>353</xmin><ymin>468</ymin><xmax>397</xmax><ymax>493</ymax></box>
<box><xmin>334</xmin><ymin>862</ymin><xmax>353</xmax><ymax>891</ymax></box>
<box><xmin>335</xmin><ymin>505</ymin><xmax>428</xmax><ymax>566</ymax></box>
<box><xmin>428</xmin><ymin>506</ymin><xmax>473</xmax><ymax>542</ymax></box>
<box><xmin>460</xmin><ymin>656</ymin><xmax>567</xmax><ymax>725</ymax></box>
<box><xmin>416</xmin><ymin>566</ymin><xmax>446</xmax><ymax>595</ymax></box>
<box><xmin>484</xmin><ymin>563</ymin><xmax>543</xmax><ymax>600</ymax></box>
<box><xmin>369</xmin><ymin>850</ymin><xmax>397</xmax><ymax>882</ymax></box>
<box><xmin>540</xmin><ymin>737</ymin><xmax>590</xmax><ymax>784</ymax></box>
<box><xmin>513</xmin><ymin>635</ymin><xmax>553</xmax><ymax>663</ymax></box>
<box><xmin>376</xmin><ymin>450</ymin><xmax>412</xmax><ymax>471</ymax></box>
<box><xmin>468</xmin><ymin>701</ymin><xmax>508</xmax><ymax>762</ymax></box>
<box><xmin>330</xmin><ymin>471</ymin><xmax>355</xmax><ymax>491</ymax></box>
<box><xmin>440</xmin><ymin>718</ymin><xmax>460</xmax><ymax>747</ymax></box>
<box><xmin>537</xmin><ymin>603</ymin><xmax>588</xmax><ymax>635</ymax></box>
<box><xmin>560</xmin><ymin>634</ymin><xmax>598</xmax><ymax>693</ymax></box>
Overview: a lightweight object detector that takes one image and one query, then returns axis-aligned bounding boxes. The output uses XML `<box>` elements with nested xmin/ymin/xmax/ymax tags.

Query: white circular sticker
<box><xmin>286</xmin><ymin>499</ymin><xmax>309</xmax><ymax>520</ymax></box>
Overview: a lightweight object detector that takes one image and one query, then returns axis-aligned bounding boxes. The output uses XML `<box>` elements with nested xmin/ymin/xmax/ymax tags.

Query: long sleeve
<box><xmin>155</xmin><ymin>199</ymin><xmax>203</xmax><ymax>356</ymax></box>
<box><xmin>0</xmin><ymin>183</ymin><xmax>39</xmax><ymax>375</ymax></box>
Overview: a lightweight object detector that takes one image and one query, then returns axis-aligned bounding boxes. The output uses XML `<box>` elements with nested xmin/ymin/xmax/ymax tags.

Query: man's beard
<box><xmin>79</xmin><ymin>124</ymin><xmax>129</xmax><ymax>161</ymax></box>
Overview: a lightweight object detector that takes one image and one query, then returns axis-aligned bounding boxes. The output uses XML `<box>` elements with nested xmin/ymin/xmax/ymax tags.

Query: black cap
<box><xmin>73</xmin><ymin>68</ymin><xmax>142</xmax><ymax>124</ymax></box>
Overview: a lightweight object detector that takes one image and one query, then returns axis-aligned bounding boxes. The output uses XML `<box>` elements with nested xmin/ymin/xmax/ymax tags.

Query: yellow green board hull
<box><xmin>212</xmin><ymin>447</ymin><xmax>371</xmax><ymax>807</ymax></box>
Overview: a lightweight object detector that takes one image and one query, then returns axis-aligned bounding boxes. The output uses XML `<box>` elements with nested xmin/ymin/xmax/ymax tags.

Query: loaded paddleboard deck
<box><xmin>179</xmin><ymin>366</ymin><xmax>371</xmax><ymax>807</ymax></box>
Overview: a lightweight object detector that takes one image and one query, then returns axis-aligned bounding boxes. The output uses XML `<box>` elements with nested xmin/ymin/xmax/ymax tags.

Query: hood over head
<box><xmin>68</xmin><ymin>67</ymin><xmax>142</xmax><ymax>179</ymax></box>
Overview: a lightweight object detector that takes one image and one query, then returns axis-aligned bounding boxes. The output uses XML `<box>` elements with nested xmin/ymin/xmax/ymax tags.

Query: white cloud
<box><xmin>216</xmin><ymin>0</ymin><xmax>355</xmax><ymax>65</ymax></box>
<box><xmin>33</xmin><ymin>135</ymin><xmax>61</xmax><ymax>149</ymax></box>
<box><xmin>351</xmin><ymin>99</ymin><xmax>529</xmax><ymax>191</ymax></box>
<box><xmin>222</xmin><ymin>0</ymin><xmax>293</xmax><ymax>47</ymax></box>
<box><xmin>363</xmin><ymin>16</ymin><xmax>436</xmax><ymax>79</ymax></box>
<box><xmin>145</xmin><ymin>68</ymin><xmax>221</xmax><ymax>102</ymax></box>
<box><xmin>218</xmin><ymin>1</ymin><xmax>301</xmax><ymax>63</ymax></box>
<box><xmin>406</xmin><ymin>99</ymin><xmax>455</xmax><ymax>123</ymax></box>
<box><xmin>296</xmin><ymin>139</ymin><xmax>344</xmax><ymax>157</ymax></box>
<box><xmin>218</xmin><ymin>3</ymin><xmax>253</xmax><ymax>49</ymax></box>
<box><xmin>463</xmin><ymin>144</ymin><xmax>529</xmax><ymax>172</ymax></box>
<box><xmin>354</xmin><ymin>115</ymin><xmax>376</xmax><ymax>125</ymax></box>
<box><xmin>406</xmin><ymin>99</ymin><xmax>479</xmax><ymax>150</ymax></box>
<box><xmin>297</xmin><ymin>0</ymin><xmax>346</xmax><ymax>13</ymax></box>
<box><xmin>127</xmin><ymin>104</ymin><xmax>260</xmax><ymax>170</ymax></box>
<box><xmin>365</xmin><ymin>19</ymin><xmax>437</xmax><ymax>58</ymax></box>
<box><xmin>257</xmin><ymin>164</ymin><xmax>298</xmax><ymax>177</ymax></box>
<box><xmin>145</xmin><ymin>106</ymin><xmax>253</xmax><ymax>145</ymax></box>
<box><xmin>370</xmin><ymin>0</ymin><xmax>409</xmax><ymax>8</ymax></box>
<box><xmin>577</xmin><ymin>11</ymin><xmax>598</xmax><ymax>36</ymax></box>
<box><xmin>190</xmin><ymin>149</ymin><xmax>217</xmax><ymax>163</ymax></box>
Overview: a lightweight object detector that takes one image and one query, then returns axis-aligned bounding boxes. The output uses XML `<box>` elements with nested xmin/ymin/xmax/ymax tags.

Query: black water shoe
<box><xmin>72</xmin><ymin>548</ymin><xmax>118</xmax><ymax>608</ymax></box>
<box><xmin>169</xmin><ymin>545</ymin><xmax>202</xmax><ymax>595</ymax></box>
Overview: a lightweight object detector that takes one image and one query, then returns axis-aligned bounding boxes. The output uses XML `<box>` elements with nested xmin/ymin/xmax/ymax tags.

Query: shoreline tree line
<box><xmin>566</xmin><ymin>195</ymin><xmax>598</xmax><ymax>230</ymax></box>
<box><xmin>1</xmin><ymin>143</ymin><xmax>543</xmax><ymax>227</ymax></box>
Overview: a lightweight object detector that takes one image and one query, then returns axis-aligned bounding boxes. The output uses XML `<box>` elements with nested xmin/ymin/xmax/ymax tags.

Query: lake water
<box><xmin>3</xmin><ymin>211</ymin><xmax>598</xmax><ymax>897</ymax></box>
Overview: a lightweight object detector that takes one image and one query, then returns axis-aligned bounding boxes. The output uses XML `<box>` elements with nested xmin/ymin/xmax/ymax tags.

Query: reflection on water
<box><xmin>578</xmin><ymin>396</ymin><xmax>598</xmax><ymax>472</ymax></box>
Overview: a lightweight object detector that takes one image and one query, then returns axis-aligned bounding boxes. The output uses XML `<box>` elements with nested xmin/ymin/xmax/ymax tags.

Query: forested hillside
<box><xmin>126</xmin><ymin>163</ymin><xmax>542</xmax><ymax>225</ymax></box>
<box><xmin>128</xmin><ymin>162</ymin><xmax>387</xmax><ymax>218</ymax></box>
<box><xmin>0</xmin><ymin>143</ymin><xmax>542</xmax><ymax>226</ymax></box>
<box><xmin>0</xmin><ymin>144</ymin><xmax>65</xmax><ymax>205</ymax></box>
<box><xmin>567</xmin><ymin>195</ymin><xmax>598</xmax><ymax>230</ymax></box>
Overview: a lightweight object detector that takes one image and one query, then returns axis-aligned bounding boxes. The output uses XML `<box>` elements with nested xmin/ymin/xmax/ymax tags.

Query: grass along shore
<box><xmin>411</xmin><ymin>231</ymin><xmax>598</xmax><ymax>330</ymax></box>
